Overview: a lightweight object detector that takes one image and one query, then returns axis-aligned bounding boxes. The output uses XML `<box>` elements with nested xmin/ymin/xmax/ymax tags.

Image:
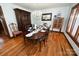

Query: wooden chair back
<box><xmin>9</xmin><ymin>23</ymin><xmax>18</xmax><ymax>32</ymax></box>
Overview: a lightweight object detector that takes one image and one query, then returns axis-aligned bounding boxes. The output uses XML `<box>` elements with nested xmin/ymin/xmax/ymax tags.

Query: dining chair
<box><xmin>9</xmin><ymin>23</ymin><xmax>23</xmax><ymax>37</ymax></box>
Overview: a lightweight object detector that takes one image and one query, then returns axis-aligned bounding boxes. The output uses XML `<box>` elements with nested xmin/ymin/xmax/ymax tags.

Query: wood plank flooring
<box><xmin>0</xmin><ymin>34</ymin><xmax>9</xmax><ymax>43</ymax></box>
<box><xmin>0</xmin><ymin>32</ymin><xmax>76</xmax><ymax>56</ymax></box>
<box><xmin>0</xmin><ymin>35</ymin><xmax>25</xmax><ymax>56</ymax></box>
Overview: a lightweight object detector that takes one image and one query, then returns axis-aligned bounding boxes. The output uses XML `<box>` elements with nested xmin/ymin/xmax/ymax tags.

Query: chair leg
<box><xmin>39</xmin><ymin>41</ymin><xmax>41</xmax><ymax>52</ymax></box>
<box><xmin>44</xmin><ymin>39</ymin><xmax>47</xmax><ymax>47</ymax></box>
<box><xmin>13</xmin><ymin>34</ymin><xmax>16</xmax><ymax>39</ymax></box>
<box><xmin>43</xmin><ymin>40</ymin><xmax>46</xmax><ymax>47</ymax></box>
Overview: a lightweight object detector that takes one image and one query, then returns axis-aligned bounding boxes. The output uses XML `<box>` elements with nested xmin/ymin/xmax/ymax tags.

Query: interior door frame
<box><xmin>66</xmin><ymin>4</ymin><xmax>79</xmax><ymax>47</ymax></box>
<box><xmin>0</xmin><ymin>6</ymin><xmax>10</xmax><ymax>37</ymax></box>
<box><xmin>66</xmin><ymin>4</ymin><xmax>79</xmax><ymax>38</ymax></box>
<box><xmin>74</xmin><ymin>26</ymin><xmax>79</xmax><ymax>47</ymax></box>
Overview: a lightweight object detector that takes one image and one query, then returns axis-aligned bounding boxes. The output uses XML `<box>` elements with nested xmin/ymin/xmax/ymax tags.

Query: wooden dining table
<box><xmin>25</xmin><ymin>31</ymin><xmax>48</xmax><ymax>51</ymax></box>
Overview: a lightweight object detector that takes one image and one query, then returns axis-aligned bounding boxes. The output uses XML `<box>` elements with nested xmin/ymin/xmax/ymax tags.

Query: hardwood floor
<box><xmin>0</xmin><ymin>32</ymin><xmax>76</xmax><ymax>56</ymax></box>
<box><xmin>0</xmin><ymin>35</ymin><xmax>25</xmax><ymax>56</ymax></box>
<box><xmin>0</xmin><ymin>34</ymin><xmax>9</xmax><ymax>43</ymax></box>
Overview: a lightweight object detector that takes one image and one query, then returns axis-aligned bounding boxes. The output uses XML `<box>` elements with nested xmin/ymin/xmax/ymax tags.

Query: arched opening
<box><xmin>0</xmin><ymin>19</ymin><xmax>7</xmax><ymax>35</ymax></box>
<box><xmin>0</xmin><ymin>6</ymin><xmax>10</xmax><ymax>42</ymax></box>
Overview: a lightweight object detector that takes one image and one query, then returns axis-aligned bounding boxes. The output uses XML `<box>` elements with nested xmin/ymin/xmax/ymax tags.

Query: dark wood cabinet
<box><xmin>14</xmin><ymin>8</ymin><xmax>31</xmax><ymax>33</ymax></box>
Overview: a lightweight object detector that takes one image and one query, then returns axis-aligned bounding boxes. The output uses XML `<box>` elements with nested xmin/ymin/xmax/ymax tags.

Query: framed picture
<box><xmin>42</xmin><ymin>13</ymin><xmax>52</xmax><ymax>21</ymax></box>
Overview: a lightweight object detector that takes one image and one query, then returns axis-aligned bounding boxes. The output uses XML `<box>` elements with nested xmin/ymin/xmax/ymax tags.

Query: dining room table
<box><xmin>25</xmin><ymin>31</ymin><xmax>48</xmax><ymax>51</ymax></box>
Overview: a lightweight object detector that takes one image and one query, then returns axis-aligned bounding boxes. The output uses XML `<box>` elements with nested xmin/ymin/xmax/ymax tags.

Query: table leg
<box><xmin>43</xmin><ymin>40</ymin><xmax>46</xmax><ymax>47</ymax></box>
<box><xmin>39</xmin><ymin>41</ymin><xmax>41</xmax><ymax>52</ymax></box>
<box><xmin>44</xmin><ymin>39</ymin><xmax>48</xmax><ymax>47</ymax></box>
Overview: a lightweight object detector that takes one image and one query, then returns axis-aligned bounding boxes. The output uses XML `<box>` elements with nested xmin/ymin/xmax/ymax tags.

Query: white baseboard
<box><xmin>64</xmin><ymin>31</ymin><xmax>79</xmax><ymax>56</ymax></box>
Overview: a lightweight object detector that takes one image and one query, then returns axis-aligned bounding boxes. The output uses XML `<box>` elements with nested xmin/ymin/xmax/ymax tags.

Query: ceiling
<box><xmin>15</xmin><ymin>3</ymin><xmax>74</xmax><ymax>11</ymax></box>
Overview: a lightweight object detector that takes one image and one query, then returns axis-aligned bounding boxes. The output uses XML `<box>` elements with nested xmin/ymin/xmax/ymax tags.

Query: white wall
<box><xmin>31</xmin><ymin>6</ymin><xmax>71</xmax><ymax>32</ymax></box>
<box><xmin>0</xmin><ymin>3</ymin><xmax>31</xmax><ymax>37</ymax></box>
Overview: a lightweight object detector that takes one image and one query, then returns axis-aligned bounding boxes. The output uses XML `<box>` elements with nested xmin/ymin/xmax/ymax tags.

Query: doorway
<box><xmin>0</xmin><ymin>19</ymin><xmax>6</xmax><ymax>36</ymax></box>
<box><xmin>0</xmin><ymin>6</ymin><xmax>9</xmax><ymax>42</ymax></box>
<box><xmin>0</xmin><ymin>6</ymin><xmax>9</xmax><ymax>36</ymax></box>
<box><xmin>0</xmin><ymin>20</ymin><xmax>4</xmax><ymax>35</ymax></box>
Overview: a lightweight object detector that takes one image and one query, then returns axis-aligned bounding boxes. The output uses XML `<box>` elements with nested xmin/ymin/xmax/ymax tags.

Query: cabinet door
<box><xmin>21</xmin><ymin>12</ymin><xmax>31</xmax><ymax>27</ymax></box>
<box><xmin>21</xmin><ymin>12</ymin><xmax>28</xmax><ymax>27</ymax></box>
<box><xmin>14</xmin><ymin>9</ymin><xmax>23</xmax><ymax>31</ymax></box>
